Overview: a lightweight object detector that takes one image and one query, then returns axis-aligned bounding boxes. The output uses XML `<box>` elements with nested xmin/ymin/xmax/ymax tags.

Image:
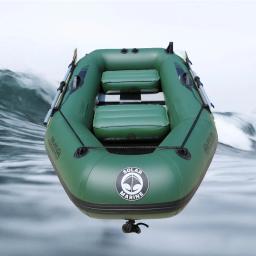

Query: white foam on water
<box><xmin>214</xmin><ymin>112</ymin><xmax>256</xmax><ymax>151</ymax></box>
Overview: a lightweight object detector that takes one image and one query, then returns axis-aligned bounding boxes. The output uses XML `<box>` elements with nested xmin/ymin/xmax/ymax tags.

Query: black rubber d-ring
<box><xmin>121</xmin><ymin>48</ymin><xmax>128</xmax><ymax>54</ymax></box>
<box><xmin>176</xmin><ymin>148</ymin><xmax>191</xmax><ymax>160</ymax></box>
<box><xmin>132</xmin><ymin>48</ymin><xmax>138</xmax><ymax>53</ymax></box>
<box><xmin>74</xmin><ymin>147</ymin><xmax>88</xmax><ymax>158</ymax></box>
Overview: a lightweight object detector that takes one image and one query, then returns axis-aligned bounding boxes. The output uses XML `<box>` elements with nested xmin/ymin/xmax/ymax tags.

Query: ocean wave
<box><xmin>0</xmin><ymin>69</ymin><xmax>255</xmax><ymax>153</ymax></box>
<box><xmin>0</xmin><ymin>69</ymin><xmax>56</xmax><ymax>187</ymax></box>
<box><xmin>214</xmin><ymin>112</ymin><xmax>256</xmax><ymax>152</ymax></box>
<box><xmin>0</xmin><ymin>69</ymin><xmax>54</xmax><ymax>124</ymax></box>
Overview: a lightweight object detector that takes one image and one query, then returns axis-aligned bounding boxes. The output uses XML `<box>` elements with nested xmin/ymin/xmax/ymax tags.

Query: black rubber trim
<box><xmin>47</xmin><ymin>150</ymin><xmax>207</xmax><ymax>215</ymax></box>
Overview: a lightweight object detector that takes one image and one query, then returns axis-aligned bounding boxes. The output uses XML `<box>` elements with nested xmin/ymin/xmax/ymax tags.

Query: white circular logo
<box><xmin>116</xmin><ymin>167</ymin><xmax>149</xmax><ymax>201</ymax></box>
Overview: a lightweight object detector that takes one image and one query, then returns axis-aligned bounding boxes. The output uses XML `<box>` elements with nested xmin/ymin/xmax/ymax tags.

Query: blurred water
<box><xmin>0</xmin><ymin>70</ymin><xmax>255</xmax><ymax>256</ymax></box>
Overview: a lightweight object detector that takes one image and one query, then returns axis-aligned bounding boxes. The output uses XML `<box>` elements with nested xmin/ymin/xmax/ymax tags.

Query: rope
<box><xmin>181</xmin><ymin>106</ymin><xmax>204</xmax><ymax>148</ymax></box>
<box><xmin>59</xmin><ymin>110</ymin><xmax>85</xmax><ymax>147</ymax></box>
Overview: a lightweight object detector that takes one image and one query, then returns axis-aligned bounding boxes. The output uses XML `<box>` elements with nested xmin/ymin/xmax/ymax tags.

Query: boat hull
<box><xmin>45</xmin><ymin>47</ymin><xmax>218</xmax><ymax>220</ymax></box>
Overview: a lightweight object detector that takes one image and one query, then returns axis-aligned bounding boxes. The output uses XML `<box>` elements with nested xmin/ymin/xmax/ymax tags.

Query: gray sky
<box><xmin>0</xmin><ymin>0</ymin><xmax>256</xmax><ymax>112</ymax></box>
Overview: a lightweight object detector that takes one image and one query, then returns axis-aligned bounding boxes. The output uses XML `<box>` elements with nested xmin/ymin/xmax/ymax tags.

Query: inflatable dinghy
<box><xmin>44</xmin><ymin>43</ymin><xmax>218</xmax><ymax>233</ymax></box>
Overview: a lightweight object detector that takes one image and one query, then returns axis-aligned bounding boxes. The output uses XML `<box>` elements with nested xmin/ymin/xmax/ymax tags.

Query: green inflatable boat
<box><xmin>44</xmin><ymin>43</ymin><xmax>217</xmax><ymax>233</ymax></box>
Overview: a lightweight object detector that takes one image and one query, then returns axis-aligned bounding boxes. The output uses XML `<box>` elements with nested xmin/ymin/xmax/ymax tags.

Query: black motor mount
<box><xmin>122</xmin><ymin>220</ymin><xmax>149</xmax><ymax>234</ymax></box>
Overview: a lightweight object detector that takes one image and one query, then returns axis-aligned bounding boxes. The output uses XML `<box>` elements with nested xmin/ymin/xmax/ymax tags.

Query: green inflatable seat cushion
<box><xmin>101</xmin><ymin>69</ymin><xmax>160</xmax><ymax>93</ymax></box>
<box><xmin>93</xmin><ymin>104</ymin><xmax>170</xmax><ymax>140</ymax></box>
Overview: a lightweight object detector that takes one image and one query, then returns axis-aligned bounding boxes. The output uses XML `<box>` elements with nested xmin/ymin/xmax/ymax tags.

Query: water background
<box><xmin>0</xmin><ymin>69</ymin><xmax>255</xmax><ymax>256</ymax></box>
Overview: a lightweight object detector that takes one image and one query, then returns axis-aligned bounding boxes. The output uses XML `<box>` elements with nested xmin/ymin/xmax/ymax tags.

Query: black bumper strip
<box><xmin>47</xmin><ymin>151</ymin><xmax>207</xmax><ymax>216</ymax></box>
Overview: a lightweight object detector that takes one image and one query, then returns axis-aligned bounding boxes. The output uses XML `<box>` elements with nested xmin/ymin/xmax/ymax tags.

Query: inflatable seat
<box><xmin>93</xmin><ymin>104</ymin><xmax>170</xmax><ymax>140</ymax></box>
<box><xmin>101</xmin><ymin>69</ymin><xmax>160</xmax><ymax>93</ymax></box>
